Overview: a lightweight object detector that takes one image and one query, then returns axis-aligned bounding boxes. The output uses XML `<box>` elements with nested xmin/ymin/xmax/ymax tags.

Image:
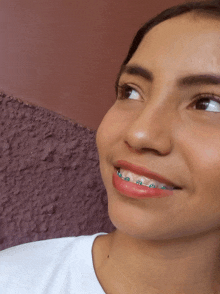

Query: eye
<box><xmin>192</xmin><ymin>93</ymin><xmax>220</xmax><ymax>113</ymax></box>
<box><xmin>116</xmin><ymin>84</ymin><xmax>141</xmax><ymax>101</ymax></box>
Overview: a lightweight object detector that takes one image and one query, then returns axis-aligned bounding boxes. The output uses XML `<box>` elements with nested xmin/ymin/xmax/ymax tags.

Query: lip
<box><xmin>114</xmin><ymin>160</ymin><xmax>180</xmax><ymax>188</ymax></box>
<box><xmin>112</xmin><ymin>171</ymin><xmax>173</xmax><ymax>198</ymax></box>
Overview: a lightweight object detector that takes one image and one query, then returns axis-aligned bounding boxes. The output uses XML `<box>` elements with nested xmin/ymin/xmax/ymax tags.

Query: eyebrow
<box><xmin>117</xmin><ymin>64</ymin><xmax>220</xmax><ymax>87</ymax></box>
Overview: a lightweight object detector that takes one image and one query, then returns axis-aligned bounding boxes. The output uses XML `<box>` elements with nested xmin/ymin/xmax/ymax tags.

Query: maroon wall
<box><xmin>0</xmin><ymin>93</ymin><xmax>115</xmax><ymax>250</ymax></box>
<box><xmin>0</xmin><ymin>0</ymin><xmax>190</xmax><ymax>249</ymax></box>
<box><xmin>0</xmin><ymin>0</ymin><xmax>184</xmax><ymax>130</ymax></box>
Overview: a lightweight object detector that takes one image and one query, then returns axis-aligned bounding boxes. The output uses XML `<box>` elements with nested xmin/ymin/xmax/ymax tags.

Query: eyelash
<box><xmin>116</xmin><ymin>83</ymin><xmax>220</xmax><ymax>109</ymax></box>
<box><xmin>116</xmin><ymin>84</ymin><xmax>140</xmax><ymax>100</ymax></box>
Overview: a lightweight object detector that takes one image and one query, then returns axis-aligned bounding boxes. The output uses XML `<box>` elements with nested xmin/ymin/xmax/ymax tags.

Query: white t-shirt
<box><xmin>0</xmin><ymin>232</ymin><xmax>107</xmax><ymax>293</ymax></box>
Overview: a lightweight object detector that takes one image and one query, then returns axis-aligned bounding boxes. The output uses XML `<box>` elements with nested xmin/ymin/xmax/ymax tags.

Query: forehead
<box><xmin>128</xmin><ymin>13</ymin><xmax>220</xmax><ymax>77</ymax></box>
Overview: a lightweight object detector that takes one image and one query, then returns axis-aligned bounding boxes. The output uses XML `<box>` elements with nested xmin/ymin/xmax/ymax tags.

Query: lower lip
<box><xmin>112</xmin><ymin>170</ymin><xmax>174</xmax><ymax>199</ymax></box>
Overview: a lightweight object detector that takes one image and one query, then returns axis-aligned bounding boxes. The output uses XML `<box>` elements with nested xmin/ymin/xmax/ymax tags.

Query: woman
<box><xmin>1</xmin><ymin>0</ymin><xmax>220</xmax><ymax>293</ymax></box>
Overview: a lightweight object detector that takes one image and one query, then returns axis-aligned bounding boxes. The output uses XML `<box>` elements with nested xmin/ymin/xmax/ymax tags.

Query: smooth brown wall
<box><xmin>0</xmin><ymin>0</ymin><xmax>184</xmax><ymax>130</ymax></box>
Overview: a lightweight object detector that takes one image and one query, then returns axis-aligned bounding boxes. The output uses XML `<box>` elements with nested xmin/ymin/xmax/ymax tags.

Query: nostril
<box><xmin>125</xmin><ymin>141</ymin><xmax>143</xmax><ymax>154</ymax></box>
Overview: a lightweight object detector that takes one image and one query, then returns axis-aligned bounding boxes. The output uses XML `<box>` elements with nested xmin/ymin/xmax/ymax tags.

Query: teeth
<box><xmin>117</xmin><ymin>168</ymin><xmax>173</xmax><ymax>190</ymax></box>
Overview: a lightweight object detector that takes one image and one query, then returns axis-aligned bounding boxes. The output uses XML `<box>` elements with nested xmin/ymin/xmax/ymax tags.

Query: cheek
<box><xmin>96</xmin><ymin>108</ymin><xmax>117</xmax><ymax>154</ymax></box>
<box><xmin>96</xmin><ymin>105</ymin><xmax>133</xmax><ymax>189</ymax></box>
<box><xmin>179</xmin><ymin>124</ymin><xmax>220</xmax><ymax>207</ymax></box>
<box><xmin>96</xmin><ymin>105</ymin><xmax>131</xmax><ymax>155</ymax></box>
<box><xmin>193</xmin><ymin>142</ymin><xmax>220</xmax><ymax>206</ymax></box>
<box><xmin>188</xmin><ymin>138</ymin><xmax>220</xmax><ymax>187</ymax></box>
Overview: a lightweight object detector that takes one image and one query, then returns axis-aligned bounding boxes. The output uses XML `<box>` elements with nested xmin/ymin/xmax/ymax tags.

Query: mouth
<box><xmin>115</xmin><ymin>167</ymin><xmax>175</xmax><ymax>190</ymax></box>
<box><xmin>114</xmin><ymin>160</ymin><xmax>182</xmax><ymax>191</ymax></box>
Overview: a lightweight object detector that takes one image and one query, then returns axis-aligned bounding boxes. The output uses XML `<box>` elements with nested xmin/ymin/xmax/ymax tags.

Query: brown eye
<box><xmin>117</xmin><ymin>84</ymin><xmax>141</xmax><ymax>101</ymax></box>
<box><xmin>192</xmin><ymin>95</ymin><xmax>220</xmax><ymax>113</ymax></box>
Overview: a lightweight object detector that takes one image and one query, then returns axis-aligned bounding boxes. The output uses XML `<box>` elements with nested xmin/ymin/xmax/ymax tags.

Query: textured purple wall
<box><xmin>0</xmin><ymin>93</ymin><xmax>115</xmax><ymax>250</ymax></box>
<box><xmin>0</xmin><ymin>0</ymin><xmax>187</xmax><ymax>250</ymax></box>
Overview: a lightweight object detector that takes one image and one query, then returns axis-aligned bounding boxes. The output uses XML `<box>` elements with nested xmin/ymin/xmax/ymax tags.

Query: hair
<box><xmin>115</xmin><ymin>0</ymin><xmax>220</xmax><ymax>90</ymax></box>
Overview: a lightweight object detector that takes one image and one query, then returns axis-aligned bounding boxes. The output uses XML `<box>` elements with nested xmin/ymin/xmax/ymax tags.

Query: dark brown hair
<box><xmin>115</xmin><ymin>0</ymin><xmax>220</xmax><ymax>90</ymax></box>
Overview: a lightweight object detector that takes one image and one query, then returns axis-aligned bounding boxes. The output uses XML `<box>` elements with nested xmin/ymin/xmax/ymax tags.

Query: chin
<box><xmin>107</xmin><ymin>199</ymin><xmax>204</xmax><ymax>242</ymax></box>
<box><xmin>107</xmin><ymin>200</ymin><xmax>170</xmax><ymax>241</ymax></box>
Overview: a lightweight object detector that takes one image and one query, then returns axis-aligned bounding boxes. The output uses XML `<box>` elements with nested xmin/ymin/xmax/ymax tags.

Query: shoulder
<box><xmin>0</xmin><ymin>233</ymin><xmax>107</xmax><ymax>294</ymax></box>
<box><xmin>0</xmin><ymin>235</ymin><xmax>87</xmax><ymax>266</ymax></box>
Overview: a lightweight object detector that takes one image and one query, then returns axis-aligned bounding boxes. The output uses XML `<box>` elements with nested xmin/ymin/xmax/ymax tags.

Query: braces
<box><xmin>117</xmin><ymin>170</ymin><xmax>168</xmax><ymax>190</ymax></box>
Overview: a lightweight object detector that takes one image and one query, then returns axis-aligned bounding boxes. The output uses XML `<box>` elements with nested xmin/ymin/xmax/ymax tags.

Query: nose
<box><xmin>124</xmin><ymin>101</ymin><xmax>176</xmax><ymax>156</ymax></box>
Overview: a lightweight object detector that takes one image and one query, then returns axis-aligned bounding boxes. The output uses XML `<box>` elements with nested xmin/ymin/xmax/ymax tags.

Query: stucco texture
<box><xmin>0</xmin><ymin>92</ymin><xmax>115</xmax><ymax>250</ymax></box>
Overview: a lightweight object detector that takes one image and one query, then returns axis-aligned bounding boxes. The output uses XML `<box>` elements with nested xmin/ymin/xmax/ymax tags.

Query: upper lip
<box><xmin>115</xmin><ymin>160</ymin><xmax>181</xmax><ymax>188</ymax></box>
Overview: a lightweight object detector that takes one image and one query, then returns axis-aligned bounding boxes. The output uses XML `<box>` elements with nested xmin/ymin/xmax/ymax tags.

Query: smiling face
<box><xmin>96</xmin><ymin>13</ymin><xmax>220</xmax><ymax>241</ymax></box>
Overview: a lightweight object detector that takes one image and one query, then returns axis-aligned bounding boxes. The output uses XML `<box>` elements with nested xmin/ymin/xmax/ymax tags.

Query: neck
<box><xmin>104</xmin><ymin>229</ymin><xmax>220</xmax><ymax>294</ymax></box>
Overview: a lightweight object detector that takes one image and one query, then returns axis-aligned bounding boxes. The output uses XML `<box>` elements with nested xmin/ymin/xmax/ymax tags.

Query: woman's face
<box><xmin>96</xmin><ymin>13</ymin><xmax>220</xmax><ymax>240</ymax></box>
